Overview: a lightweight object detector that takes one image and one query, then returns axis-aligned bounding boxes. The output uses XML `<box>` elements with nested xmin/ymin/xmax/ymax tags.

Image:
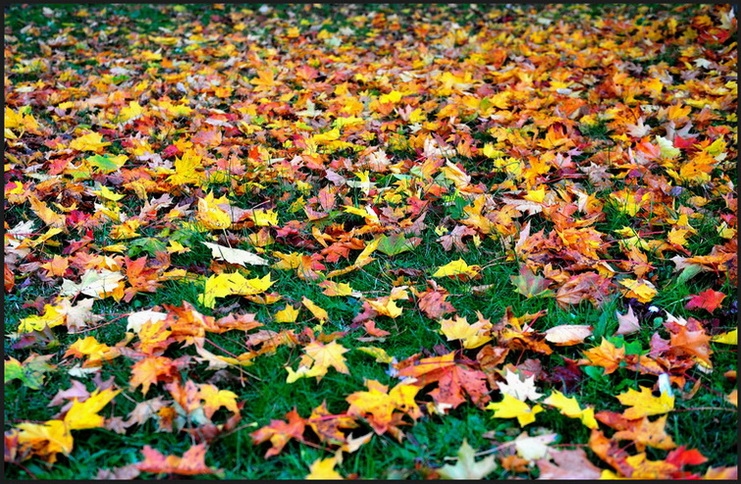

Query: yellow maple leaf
<box><xmin>302</xmin><ymin>297</ymin><xmax>329</xmax><ymax>321</ymax></box>
<box><xmin>168</xmin><ymin>149</ymin><xmax>204</xmax><ymax>186</ymax></box>
<box><xmin>306</xmin><ymin>456</ymin><xmax>343</xmax><ymax>480</ymax></box>
<box><xmin>286</xmin><ymin>341</ymin><xmax>349</xmax><ymax>383</ymax></box>
<box><xmin>486</xmin><ymin>394</ymin><xmax>543</xmax><ymax>426</ymax></box>
<box><xmin>618</xmin><ymin>278</ymin><xmax>657</xmax><ymax>303</ymax></box>
<box><xmin>716</xmin><ymin>222</ymin><xmax>736</xmax><ymax>239</ymax></box>
<box><xmin>69</xmin><ymin>132</ymin><xmax>110</xmax><ymax>152</ymax></box>
<box><xmin>439</xmin><ymin>315</ymin><xmax>493</xmax><ymax>349</ymax></box>
<box><xmin>482</xmin><ymin>143</ymin><xmax>502</xmax><ymax>159</ymax></box>
<box><xmin>319</xmin><ymin>280</ymin><xmax>355</xmax><ymax>297</ymax></box>
<box><xmin>17</xmin><ymin>302</ymin><xmax>68</xmax><ymax>333</ymax></box>
<box><xmin>433</xmin><ymin>259</ymin><xmax>481</xmax><ymax>279</ymax></box>
<box><xmin>379</xmin><ymin>90</ymin><xmax>404</xmax><ymax>104</ymax></box>
<box><xmin>198</xmin><ymin>272</ymin><xmax>273</xmax><ymax>308</ymax></box>
<box><xmin>63</xmin><ymin>388</ymin><xmax>120</xmax><ymax>430</ymax></box>
<box><xmin>711</xmin><ymin>329</ymin><xmax>737</xmax><ymax>345</ymax></box>
<box><xmin>119</xmin><ymin>101</ymin><xmax>143</xmax><ymax>122</ymax></box>
<box><xmin>64</xmin><ymin>336</ymin><xmax>120</xmax><ymax>367</ymax></box>
<box><xmin>274</xmin><ymin>305</ymin><xmax>300</xmax><ymax>323</ymax></box>
<box><xmin>616</xmin><ymin>386</ymin><xmax>675</xmax><ymax>419</ymax></box>
<box><xmin>251</xmin><ymin>209</ymin><xmax>279</xmax><ymax>227</ymax></box>
<box><xmin>198</xmin><ymin>383</ymin><xmax>239</xmax><ymax>418</ymax></box>
<box><xmin>341</xmin><ymin>204</ymin><xmax>379</xmax><ymax>223</ymax></box>
<box><xmin>93</xmin><ymin>186</ymin><xmax>125</xmax><ymax>202</ymax></box>
<box><xmin>542</xmin><ymin>390</ymin><xmax>598</xmax><ymax>429</ymax></box>
<box><xmin>167</xmin><ymin>240</ymin><xmax>190</xmax><ymax>254</ymax></box>
<box><xmin>16</xmin><ymin>420</ymin><xmax>73</xmax><ymax>463</ymax></box>
<box><xmin>346</xmin><ymin>380</ymin><xmax>421</xmax><ymax>434</ymax></box>
<box><xmin>110</xmin><ymin>219</ymin><xmax>142</xmax><ymax>239</ymax></box>
<box><xmin>367</xmin><ymin>296</ymin><xmax>404</xmax><ymax>318</ymax></box>
<box><xmin>356</xmin><ymin>346</ymin><xmax>393</xmax><ymax>363</ymax></box>
<box><xmin>441</xmin><ymin>161</ymin><xmax>471</xmax><ymax>190</ymax></box>
<box><xmin>285</xmin><ymin>365</ymin><xmax>325</xmax><ymax>383</ymax></box>
<box><xmin>197</xmin><ymin>192</ymin><xmax>232</xmax><ymax>230</ymax></box>
<box><xmin>5</xmin><ymin>106</ymin><xmax>40</xmax><ymax>133</ymax></box>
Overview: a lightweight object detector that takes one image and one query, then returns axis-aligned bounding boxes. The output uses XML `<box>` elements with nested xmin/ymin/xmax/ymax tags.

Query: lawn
<box><xmin>3</xmin><ymin>3</ymin><xmax>738</xmax><ymax>480</ymax></box>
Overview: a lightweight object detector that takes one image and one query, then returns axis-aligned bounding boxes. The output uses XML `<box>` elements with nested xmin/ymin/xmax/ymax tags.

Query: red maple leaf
<box><xmin>685</xmin><ymin>289</ymin><xmax>725</xmax><ymax>314</ymax></box>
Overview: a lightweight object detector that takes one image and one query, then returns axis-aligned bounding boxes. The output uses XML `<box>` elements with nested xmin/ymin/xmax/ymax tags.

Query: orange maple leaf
<box><xmin>250</xmin><ymin>408</ymin><xmax>307</xmax><ymax>458</ymax></box>
<box><xmin>136</xmin><ymin>443</ymin><xmax>220</xmax><ymax>476</ymax></box>
<box><xmin>582</xmin><ymin>338</ymin><xmax>625</xmax><ymax>374</ymax></box>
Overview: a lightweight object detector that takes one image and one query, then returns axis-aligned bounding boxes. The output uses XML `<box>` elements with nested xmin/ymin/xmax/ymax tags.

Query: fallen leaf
<box><xmin>582</xmin><ymin>338</ymin><xmax>625</xmax><ymax>374</ymax></box>
<box><xmin>711</xmin><ymin>329</ymin><xmax>737</xmax><ymax>345</ymax></box>
<box><xmin>251</xmin><ymin>408</ymin><xmax>307</xmax><ymax>458</ymax></box>
<box><xmin>432</xmin><ymin>258</ymin><xmax>481</xmax><ymax>280</ymax></box>
<box><xmin>485</xmin><ymin>394</ymin><xmax>543</xmax><ymax>426</ymax></box>
<box><xmin>136</xmin><ymin>443</ymin><xmax>220</xmax><ymax>476</ymax></box>
<box><xmin>615</xmin><ymin>306</ymin><xmax>641</xmax><ymax>336</ymax></box>
<box><xmin>536</xmin><ymin>448</ymin><xmax>602</xmax><ymax>479</ymax></box>
<box><xmin>286</xmin><ymin>341</ymin><xmax>349</xmax><ymax>383</ymax></box>
<box><xmin>616</xmin><ymin>386</ymin><xmax>675</xmax><ymax>419</ymax></box>
<box><xmin>543</xmin><ymin>324</ymin><xmax>592</xmax><ymax>346</ymax></box>
<box><xmin>202</xmin><ymin>241</ymin><xmax>269</xmax><ymax>266</ymax></box>
<box><xmin>514</xmin><ymin>431</ymin><xmax>557</xmax><ymax>462</ymax></box>
<box><xmin>543</xmin><ymin>390</ymin><xmax>598</xmax><ymax>429</ymax></box>
<box><xmin>685</xmin><ymin>289</ymin><xmax>725</xmax><ymax>314</ymax></box>
<box><xmin>306</xmin><ymin>456</ymin><xmax>344</xmax><ymax>480</ymax></box>
<box><xmin>511</xmin><ymin>265</ymin><xmax>553</xmax><ymax>298</ymax></box>
<box><xmin>496</xmin><ymin>368</ymin><xmax>543</xmax><ymax>402</ymax></box>
<box><xmin>437</xmin><ymin>439</ymin><xmax>497</xmax><ymax>479</ymax></box>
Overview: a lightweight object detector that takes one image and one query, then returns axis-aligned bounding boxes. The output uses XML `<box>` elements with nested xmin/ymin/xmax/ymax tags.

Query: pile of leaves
<box><xmin>4</xmin><ymin>3</ymin><xmax>737</xmax><ymax>479</ymax></box>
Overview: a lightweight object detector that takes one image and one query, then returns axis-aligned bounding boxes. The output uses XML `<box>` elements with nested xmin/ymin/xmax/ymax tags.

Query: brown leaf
<box><xmin>416</xmin><ymin>285</ymin><xmax>456</xmax><ymax>319</ymax></box>
<box><xmin>536</xmin><ymin>448</ymin><xmax>602</xmax><ymax>479</ymax></box>
<box><xmin>614</xmin><ymin>306</ymin><xmax>641</xmax><ymax>336</ymax></box>
<box><xmin>555</xmin><ymin>272</ymin><xmax>612</xmax><ymax>309</ymax></box>
<box><xmin>124</xmin><ymin>397</ymin><xmax>167</xmax><ymax>428</ymax></box>
<box><xmin>96</xmin><ymin>464</ymin><xmax>141</xmax><ymax>480</ymax></box>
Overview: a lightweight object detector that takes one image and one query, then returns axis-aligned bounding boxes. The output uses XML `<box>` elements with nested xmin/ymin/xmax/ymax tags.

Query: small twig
<box><xmin>15</xmin><ymin>462</ymin><xmax>37</xmax><ymax>479</ymax></box>
<box><xmin>684</xmin><ymin>374</ymin><xmax>727</xmax><ymax>399</ymax></box>
<box><xmin>480</xmin><ymin>256</ymin><xmax>509</xmax><ymax>271</ymax></box>
<box><xmin>673</xmin><ymin>407</ymin><xmax>736</xmax><ymax>413</ymax></box>
<box><xmin>472</xmin><ymin>440</ymin><xmax>517</xmax><ymax>458</ymax></box>
<box><xmin>118</xmin><ymin>390</ymin><xmax>139</xmax><ymax>405</ymax></box>
<box><xmin>204</xmin><ymin>338</ymin><xmax>261</xmax><ymax>381</ymax></box>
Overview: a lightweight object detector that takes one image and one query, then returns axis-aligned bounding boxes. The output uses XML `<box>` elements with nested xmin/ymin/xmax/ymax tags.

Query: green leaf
<box><xmin>376</xmin><ymin>234</ymin><xmax>419</xmax><ymax>256</ymax></box>
<box><xmin>87</xmin><ymin>154</ymin><xmax>124</xmax><ymax>173</ymax></box>
<box><xmin>4</xmin><ymin>355</ymin><xmax>55</xmax><ymax>390</ymax></box>
<box><xmin>583</xmin><ymin>365</ymin><xmax>607</xmax><ymax>382</ymax></box>
<box><xmin>677</xmin><ymin>264</ymin><xmax>703</xmax><ymax>285</ymax></box>
<box><xmin>128</xmin><ymin>237</ymin><xmax>167</xmax><ymax>257</ymax></box>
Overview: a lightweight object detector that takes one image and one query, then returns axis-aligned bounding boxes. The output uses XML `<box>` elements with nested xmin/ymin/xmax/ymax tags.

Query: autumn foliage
<box><xmin>3</xmin><ymin>3</ymin><xmax>738</xmax><ymax>480</ymax></box>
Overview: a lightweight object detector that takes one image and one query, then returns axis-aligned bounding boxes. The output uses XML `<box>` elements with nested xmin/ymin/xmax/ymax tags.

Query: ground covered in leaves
<box><xmin>3</xmin><ymin>3</ymin><xmax>738</xmax><ymax>480</ymax></box>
